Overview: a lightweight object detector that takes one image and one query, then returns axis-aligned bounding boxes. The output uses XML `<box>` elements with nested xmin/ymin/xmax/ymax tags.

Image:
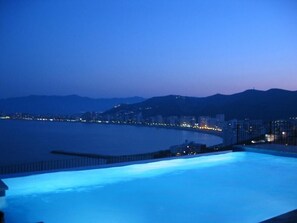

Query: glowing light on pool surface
<box><xmin>2</xmin><ymin>152</ymin><xmax>297</xmax><ymax>223</ymax></box>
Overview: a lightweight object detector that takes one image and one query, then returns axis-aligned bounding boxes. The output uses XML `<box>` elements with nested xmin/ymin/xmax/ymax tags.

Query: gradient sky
<box><xmin>0</xmin><ymin>0</ymin><xmax>297</xmax><ymax>98</ymax></box>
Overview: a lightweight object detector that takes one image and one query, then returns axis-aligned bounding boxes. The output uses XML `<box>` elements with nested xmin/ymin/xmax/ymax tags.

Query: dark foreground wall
<box><xmin>0</xmin><ymin>211</ymin><xmax>4</xmax><ymax>223</ymax></box>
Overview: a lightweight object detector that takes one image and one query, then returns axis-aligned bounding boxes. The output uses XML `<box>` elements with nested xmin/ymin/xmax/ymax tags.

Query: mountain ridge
<box><xmin>0</xmin><ymin>95</ymin><xmax>145</xmax><ymax>115</ymax></box>
<box><xmin>1</xmin><ymin>89</ymin><xmax>297</xmax><ymax>120</ymax></box>
<box><xmin>103</xmin><ymin>89</ymin><xmax>297</xmax><ymax>121</ymax></box>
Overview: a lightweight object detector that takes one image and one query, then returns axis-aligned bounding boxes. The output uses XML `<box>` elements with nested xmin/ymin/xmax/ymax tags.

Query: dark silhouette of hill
<box><xmin>103</xmin><ymin>89</ymin><xmax>297</xmax><ymax>121</ymax></box>
<box><xmin>0</xmin><ymin>95</ymin><xmax>145</xmax><ymax>115</ymax></box>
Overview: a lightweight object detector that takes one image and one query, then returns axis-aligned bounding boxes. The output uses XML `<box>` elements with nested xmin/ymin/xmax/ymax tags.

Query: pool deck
<box><xmin>261</xmin><ymin>209</ymin><xmax>297</xmax><ymax>223</ymax></box>
<box><xmin>0</xmin><ymin>180</ymin><xmax>8</xmax><ymax>197</ymax></box>
<box><xmin>233</xmin><ymin>144</ymin><xmax>297</xmax><ymax>157</ymax></box>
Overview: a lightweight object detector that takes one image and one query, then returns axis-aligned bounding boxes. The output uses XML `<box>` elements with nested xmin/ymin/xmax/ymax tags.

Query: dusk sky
<box><xmin>0</xmin><ymin>0</ymin><xmax>297</xmax><ymax>98</ymax></box>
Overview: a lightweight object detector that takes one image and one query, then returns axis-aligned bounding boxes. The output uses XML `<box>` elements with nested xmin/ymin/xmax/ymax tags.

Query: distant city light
<box><xmin>0</xmin><ymin>116</ymin><xmax>10</xmax><ymax>120</ymax></box>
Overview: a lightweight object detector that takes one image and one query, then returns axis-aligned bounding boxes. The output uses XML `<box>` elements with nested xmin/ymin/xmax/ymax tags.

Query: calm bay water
<box><xmin>0</xmin><ymin>120</ymin><xmax>222</xmax><ymax>165</ymax></box>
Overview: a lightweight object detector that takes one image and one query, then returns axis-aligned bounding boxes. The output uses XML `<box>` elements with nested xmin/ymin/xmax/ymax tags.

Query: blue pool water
<box><xmin>1</xmin><ymin>152</ymin><xmax>297</xmax><ymax>223</ymax></box>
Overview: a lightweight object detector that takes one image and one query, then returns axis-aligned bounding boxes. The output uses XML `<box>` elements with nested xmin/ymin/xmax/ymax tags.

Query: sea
<box><xmin>0</xmin><ymin>120</ymin><xmax>222</xmax><ymax>165</ymax></box>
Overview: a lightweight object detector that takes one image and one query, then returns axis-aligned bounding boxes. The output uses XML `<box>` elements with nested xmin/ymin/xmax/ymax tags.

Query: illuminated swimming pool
<box><xmin>1</xmin><ymin>152</ymin><xmax>297</xmax><ymax>223</ymax></box>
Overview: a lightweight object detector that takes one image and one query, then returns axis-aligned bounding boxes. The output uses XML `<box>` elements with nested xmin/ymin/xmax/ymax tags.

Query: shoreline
<box><xmin>0</xmin><ymin>118</ymin><xmax>223</xmax><ymax>137</ymax></box>
<box><xmin>110</xmin><ymin>122</ymin><xmax>223</xmax><ymax>137</ymax></box>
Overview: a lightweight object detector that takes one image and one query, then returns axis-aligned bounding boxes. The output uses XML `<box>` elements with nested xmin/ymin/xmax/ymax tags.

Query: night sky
<box><xmin>0</xmin><ymin>0</ymin><xmax>296</xmax><ymax>98</ymax></box>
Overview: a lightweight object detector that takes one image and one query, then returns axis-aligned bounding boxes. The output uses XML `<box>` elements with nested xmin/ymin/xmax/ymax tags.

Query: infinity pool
<box><xmin>1</xmin><ymin>152</ymin><xmax>297</xmax><ymax>223</ymax></box>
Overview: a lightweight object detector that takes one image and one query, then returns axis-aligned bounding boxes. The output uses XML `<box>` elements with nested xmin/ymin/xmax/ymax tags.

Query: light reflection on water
<box><xmin>0</xmin><ymin>197</ymin><xmax>6</xmax><ymax>209</ymax></box>
<box><xmin>3</xmin><ymin>152</ymin><xmax>297</xmax><ymax>223</ymax></box>
<box><xmin>4</xmin><ymin>153</ymin><xmax>236</xmax><ymax>196</ymax></box>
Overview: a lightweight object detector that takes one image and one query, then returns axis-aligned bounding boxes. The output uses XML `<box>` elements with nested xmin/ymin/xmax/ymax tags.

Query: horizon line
<box><xmin>1</xmin><ymin>88</ymin><xmax>297</xmax><ymax>100</ymax></box>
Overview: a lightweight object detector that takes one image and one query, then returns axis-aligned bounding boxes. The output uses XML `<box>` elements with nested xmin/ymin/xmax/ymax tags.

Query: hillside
<box><xmin>103</xmin><ymin>89</ymin><xmax>297</xmax><ymax>121</ymax></box>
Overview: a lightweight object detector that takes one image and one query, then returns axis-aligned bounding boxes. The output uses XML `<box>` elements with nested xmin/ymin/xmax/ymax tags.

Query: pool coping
<box><xmin>233</xmin><ymin>144</ymin><xmax>297</xmax><ymax>158</ymax></box>
<box><xmin>0</xmin><ymin>150</ymin><xmax>233</xmax><ymax>179</ymax></box>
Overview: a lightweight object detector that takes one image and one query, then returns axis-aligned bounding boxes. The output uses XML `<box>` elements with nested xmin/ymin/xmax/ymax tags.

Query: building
<box><xmin>169</xmin><ymin>141</ymin><xmax>207</xmax><ymax>156</ymax></box>
<box><xmin>267</xmin><ymin>119</ymin><xmax>297</xmax><ymax>145</ymax></box>
<box><xmin>223</xmin><ymin>119</ymin><xmax>266</xmax><ymax>146</ymax></box>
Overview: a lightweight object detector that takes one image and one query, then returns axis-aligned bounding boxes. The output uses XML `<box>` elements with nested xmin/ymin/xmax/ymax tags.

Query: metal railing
<box><xmin>0</xmin><ymin>157</ymin><xmax>106</xmax><ymax>175</ymax></box>
<box><xmin>0</xmin><ymin>151</ymin><xmax>168</xmax><ymax>175</ymax></box>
